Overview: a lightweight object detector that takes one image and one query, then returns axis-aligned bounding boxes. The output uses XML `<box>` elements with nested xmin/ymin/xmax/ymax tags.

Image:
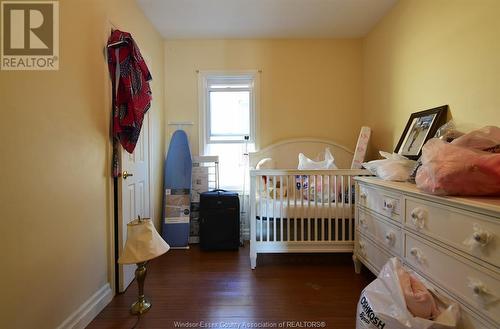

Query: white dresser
<box><xmin>353</xmin><ymin>177</ymin><xmax>500</xmax><ymax>329</ymax></box>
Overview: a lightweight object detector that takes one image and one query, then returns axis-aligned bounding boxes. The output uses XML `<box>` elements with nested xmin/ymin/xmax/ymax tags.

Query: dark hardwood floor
<box><xmin>88</xmin><ymin>244</ymin><xmax>375</xmax><ymax>329</ymax></box>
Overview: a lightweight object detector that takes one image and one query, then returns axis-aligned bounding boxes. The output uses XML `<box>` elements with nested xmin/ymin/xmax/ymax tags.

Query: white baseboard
<box><xmin>56</xmin><ymin>283</ymin><xmax>113</xmax><ymax>329</ymax></box>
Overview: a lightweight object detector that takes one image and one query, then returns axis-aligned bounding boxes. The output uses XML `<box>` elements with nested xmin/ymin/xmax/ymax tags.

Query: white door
<box><xmin>117</xmin><ymin>113</ymin><xmax>151</xmax><ymax>292</ymax></box>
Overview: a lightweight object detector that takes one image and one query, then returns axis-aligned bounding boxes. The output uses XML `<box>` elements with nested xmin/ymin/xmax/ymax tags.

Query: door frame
<box><xmin>108</xmin><ymin>111</ymin><xmax>154</xmax><ymax>294</ymax></box>
<box><xmin>104</xmin><ymin>21</ymin><xmax>155</xmax><ymax>294</ymax></box>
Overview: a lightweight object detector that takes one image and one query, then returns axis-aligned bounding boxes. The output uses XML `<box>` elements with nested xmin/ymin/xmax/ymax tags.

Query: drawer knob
<box><xmin>383</xmin><ymin>199</ymin><xmax>397</xmax><ymax>213</ymax></box>
<box><xmin>472</xmin><ymin>283</ymin><xmax>486</xmax><ymax>295</ymax></box>
<box><xmin>385</xmin><ymin>232</ymin><xmax>396</xmax><ymax>246</ymax></box>
<box><xmin>360</xmin><ymin>192</ymin><xmax>367</xmax><ymax>200</ymax></box>
<box><xmin>410</xmin><ymin>208</ymin><xmax>427</xmax><ymax>230</ymax></box>
<box><xmin>467</xmin><ymin>278</ymin><xmax>498</xmax><ymax>306</ymax></box>
<box><xmin>410</xmin><ymin>247</ymin><xmax>425</xmax><ymax>264</ymax></box>
<box><xmin>463</xmin><ymin>224</ymin><xmax>493</xmax><ymax>250</ymax></box>
<box><xmin>473</xmin><ymin>232</ymin><xmax>490</xmax><ymax>245</ymax></box>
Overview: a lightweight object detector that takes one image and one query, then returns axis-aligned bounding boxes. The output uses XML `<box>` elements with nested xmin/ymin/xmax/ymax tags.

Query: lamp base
<box><xmin>130</xmin><ymin>261</ymin><xmax>151</xmax><ymax>315</ymax></box>
<box><xmin>130</xmin><ymin>298</ymin><xmax>151</xmax><ymax>315</ymax></box>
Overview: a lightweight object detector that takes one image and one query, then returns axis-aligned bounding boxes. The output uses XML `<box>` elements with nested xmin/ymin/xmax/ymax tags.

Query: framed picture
<box><xmin>394</xmin><ymin>105</ymin><xmax>448</xmax><ymax>160</ymax></box>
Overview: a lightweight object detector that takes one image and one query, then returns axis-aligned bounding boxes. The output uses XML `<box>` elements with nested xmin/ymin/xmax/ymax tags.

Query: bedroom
<box><xmin>0</xmin><ymin>0</ymin><xmax>499</xmax><ymax>328</ymax></box>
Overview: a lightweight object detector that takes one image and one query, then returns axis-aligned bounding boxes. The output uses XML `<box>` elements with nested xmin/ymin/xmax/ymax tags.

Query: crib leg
<box><xmin>353</xmin><ymin>254</ymin><xmax>362</xmax><ymax>274</ymax></box>
<box><xmin>250</xmin><ymin>254</ymin><xmax>257</xmax><ymax>270</ymax></box>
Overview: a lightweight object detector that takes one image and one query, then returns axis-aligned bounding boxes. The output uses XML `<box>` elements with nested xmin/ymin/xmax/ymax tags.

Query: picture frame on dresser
<box><xmin>394</xmin><ymin>105</ymin><xmax>448</xmax><ymax>160</ymax></box>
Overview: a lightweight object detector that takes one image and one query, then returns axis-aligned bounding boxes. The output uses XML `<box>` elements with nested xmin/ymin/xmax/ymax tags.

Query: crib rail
<box><xmin>249</xmin><ymin>169</ymin><xmax>370</xmax><ymax>268</ymax></box>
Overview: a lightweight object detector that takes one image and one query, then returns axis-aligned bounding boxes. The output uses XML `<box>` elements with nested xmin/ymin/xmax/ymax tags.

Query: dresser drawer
<box><xmin>405</xmin><ymin>197</ymin><xmax>500</xmax><ymax>268</ymax></box>
<box><xmin>356</xmin><ymin>234</ymin><xmax>393</xmax><ymax>274</ymax></box>
<box><xmin>405</xmin><ymin>234</ymin><xmax>500</xmax><ymax>324</ymax></box>
<box><xmin>358</xmin><ymin>208</ymin><xmax>402</xmax><ymax>256</ymax></box>
<box><xmin>459</xmin><ymin>307</ymin><xmax>498</xmax><ymax>329</ymax></box>
<box><xmin>415</xmin><ymin>271</ymin><xmax>498</xmax><ymax>329</ymax></box>
<box><xmin>358</xmin><ymin>184</ymin><xmax>402</xmax><ymax>221</ymax></box>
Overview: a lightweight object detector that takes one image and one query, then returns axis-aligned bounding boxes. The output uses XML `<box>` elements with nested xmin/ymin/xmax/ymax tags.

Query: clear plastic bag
<box><xmin>356</xmin><ymin>258</ymin><xmax>460</xmax><ymax>329</ymax></box>
<box><xmin>363</xmin><ymin>151</ymin><xmax>417</xmax><ymax>181</ymax></box>
<box><xmin>435</xmin><ymin>120</ymin><xmax>464</xmax><ymax>143</ymax></box>
<box><xmin>416</xmin><ymin>138</ymin><xmax>500</xmax><ymax>196</ymax></box>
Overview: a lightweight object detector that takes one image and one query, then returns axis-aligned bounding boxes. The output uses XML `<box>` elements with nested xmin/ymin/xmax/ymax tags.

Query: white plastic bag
<box><xmin>363</xmin><ymin>151</ymin><xmax>417</xmax><ymax>181</ymax></box>
<box><xmin>298</xmin><ymin>148</ymin><xmax>337</xmax><ymax>170</ymax></box>
<box><xmin>356</xmin><ymin>258</ymin><xmax>460</xmax><ymax>329</ymax></box>
<box><xmin>296</xmin><ymin>148</ymin><xmax>338</xmax><ymax>201</ymax></box>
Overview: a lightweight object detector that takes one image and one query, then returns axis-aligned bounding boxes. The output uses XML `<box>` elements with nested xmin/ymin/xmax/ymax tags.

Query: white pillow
<box><xmin>256</xmin><ymin>157</ymin><xmax>275</xmax><ymax>170</ymax></box>
<box><xmin>298</xmin><ymin>148</ymin><xmax>337</xmax><ymax>170</ymax></box>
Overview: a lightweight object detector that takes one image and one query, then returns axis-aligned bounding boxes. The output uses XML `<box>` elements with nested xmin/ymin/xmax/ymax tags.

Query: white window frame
<box><xmin>198</xmin><ymin>70</ymin><xmax>260</xmax><ymax>155</ymax></box>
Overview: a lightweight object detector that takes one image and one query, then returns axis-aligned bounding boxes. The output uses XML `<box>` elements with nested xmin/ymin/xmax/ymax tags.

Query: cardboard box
<box><xmin>191</xmin><ymin>166</ymin><xmax>209</xmax><ymax>203</ymax></box>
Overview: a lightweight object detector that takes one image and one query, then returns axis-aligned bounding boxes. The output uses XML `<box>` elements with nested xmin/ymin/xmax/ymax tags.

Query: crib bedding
<box><xmin>256</xmin><ymin>198</ymin><xmax>354</xmax><ymax>219</ymax></box>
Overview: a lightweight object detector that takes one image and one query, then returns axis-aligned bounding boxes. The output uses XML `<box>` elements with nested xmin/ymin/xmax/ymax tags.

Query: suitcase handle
<box><xmin>212</xmin><ymin>189</ymin><xmax>228</xmax><ymax>193</ymax></box>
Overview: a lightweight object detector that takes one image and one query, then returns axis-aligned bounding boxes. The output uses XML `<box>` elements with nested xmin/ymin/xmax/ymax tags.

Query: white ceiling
<box><xmin>136</xmin><ymin>0</ymin><xmax>398</xmax><ymax>39</ymax></box>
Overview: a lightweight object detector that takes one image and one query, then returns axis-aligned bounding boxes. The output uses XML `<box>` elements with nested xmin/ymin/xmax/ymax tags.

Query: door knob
<box><xmin>122</xmin><ymin>171</ymin><xmax>134</xmax><ymax>179</ymax></box>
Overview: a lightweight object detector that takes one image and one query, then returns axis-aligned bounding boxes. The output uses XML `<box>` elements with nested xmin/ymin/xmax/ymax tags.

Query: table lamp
<box><xmin>118</xmin><ymin>217</ymin><xmax>170</xmax><ymax>315</ymax></box>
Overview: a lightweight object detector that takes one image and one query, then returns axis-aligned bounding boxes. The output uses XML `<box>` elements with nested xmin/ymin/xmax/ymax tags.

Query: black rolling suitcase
<box><xmin>199</xmin><ymin>189</ymin><xmax>240</xmax><ymax>250</ymax></box>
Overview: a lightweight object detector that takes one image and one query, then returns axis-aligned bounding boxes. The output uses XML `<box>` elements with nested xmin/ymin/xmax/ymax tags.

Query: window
<box><xmin>204</xmin><ymin>75</ymin><xmax>256</xmax><ymax>143</ymax></box>
<box><xmin>199</xmin><ymin>72</ymin><xmax>258</xmax><ymax>191</ymax></box>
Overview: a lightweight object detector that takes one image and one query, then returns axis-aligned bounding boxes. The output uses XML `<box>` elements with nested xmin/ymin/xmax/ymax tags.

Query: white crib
<box><xmin>249</xmin><ymin>138</ymin><xmax>371</xmax><ymax>269</ymax></box>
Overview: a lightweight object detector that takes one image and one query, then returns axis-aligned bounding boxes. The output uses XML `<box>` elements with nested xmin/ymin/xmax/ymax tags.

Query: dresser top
<box><xmin>355</xmin><ymin>177</ymin><xmax>500</xmax><ymax>216</ymax></box>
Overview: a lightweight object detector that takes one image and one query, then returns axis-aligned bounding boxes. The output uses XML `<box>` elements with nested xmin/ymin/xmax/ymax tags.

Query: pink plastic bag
<box><xmin>397</xmin><ymin>266</ymin><xmax>440</xmax><ymax>319</ymax></box>
<box><xmin>416</xmin><ymin>138</ymin><xmax>500</xmax><ymax>196</ymax></box>
<box><xmin>451</xmin><ymin>125</ymin><xmax>500</xmax><ymax>152</ymax></box>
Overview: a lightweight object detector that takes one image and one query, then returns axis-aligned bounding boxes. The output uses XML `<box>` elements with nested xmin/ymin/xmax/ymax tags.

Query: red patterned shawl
<box><xmin>107</xmin><ymin>30</ymin><xmax>152</xmax><ymax>177</ymax></box>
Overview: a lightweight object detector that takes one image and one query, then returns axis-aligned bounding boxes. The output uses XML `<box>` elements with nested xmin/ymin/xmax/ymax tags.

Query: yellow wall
<box><xmin>2</xmin><ymin>0</ymin><xmax>499</xmax><ymax>327</ymax></box>
<box><xmin>363</xmin><ymin>0</ymin><xmax>500</xmax><ymax>158</ymax></box>
<box><xmin>0</xmin><ymin>1</ymin><xmax>165</xmax><ymax>328</ymax></box>
<box><xmin>164</xmin><ymin>39</ymin><xmax>363</xmax><ymax>154</ymax></box>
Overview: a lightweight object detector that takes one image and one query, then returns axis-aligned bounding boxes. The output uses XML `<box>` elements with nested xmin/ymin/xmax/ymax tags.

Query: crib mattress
<box><xmin>256</xmin><ymin>198</ymin><xmax>354</xmax><ymax>219</ymax></box>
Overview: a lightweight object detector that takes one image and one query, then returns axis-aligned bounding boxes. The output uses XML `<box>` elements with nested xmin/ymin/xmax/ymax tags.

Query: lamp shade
<box><xmin>118</xmin><ymin>218</ymin><xmax>170</xmax><ymax>264</ymax></box>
